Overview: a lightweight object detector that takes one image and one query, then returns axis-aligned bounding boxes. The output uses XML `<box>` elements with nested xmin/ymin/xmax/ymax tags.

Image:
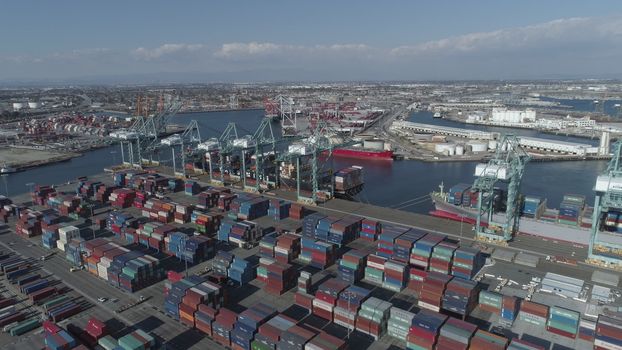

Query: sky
<box><xmin>1</xmin><ymin>0</ymin><xmax>622</xmax><ymax>82</ymax></box>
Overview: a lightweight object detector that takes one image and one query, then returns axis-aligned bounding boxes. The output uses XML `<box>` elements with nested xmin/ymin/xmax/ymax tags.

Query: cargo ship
<box><xmin>333</xmin><ymin>147</ymin><xmax>393</xmax><ymax>160</ymax></box>
<box><xmin>429</xmin><ymin>183</ymin><xmax>595</xmax><ymax>246</ymax></box>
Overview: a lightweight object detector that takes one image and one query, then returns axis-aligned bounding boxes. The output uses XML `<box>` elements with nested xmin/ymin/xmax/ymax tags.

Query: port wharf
<box><xmin>148</xmin><ymin>165</ymin><xmax>590</xmax><ymax>263</ymax></box>
<box><xmin>1</xmin><ymin>167</ymin><xmax>616</xmax><ymax>350</ymax></box>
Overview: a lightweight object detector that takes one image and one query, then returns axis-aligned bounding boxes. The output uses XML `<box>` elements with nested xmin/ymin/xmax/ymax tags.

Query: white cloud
<box><xmin>131</xmin><ymin>43</ymin><xmax>206</xmax><ymax>60</ymax></box>
<box><xmin>390</xmin><ymin>16</ymin><xmax>622</xmax><ymax>57</ymax></box>
<box><xmin>213</xmin><ymin>42</ymin><xmax>374</xmax><ymax>60</ymax></box>
<box><xmin>214</xmin><ymin>42</ymin><xmax>282</xmax><ymax>58</ymax></box>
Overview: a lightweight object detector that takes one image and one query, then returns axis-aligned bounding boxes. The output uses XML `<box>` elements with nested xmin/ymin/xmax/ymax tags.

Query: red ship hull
<box><xmin>333</xmin><ymin>148</ymin><xmax>393</xmax><ymax>160</ymax></box>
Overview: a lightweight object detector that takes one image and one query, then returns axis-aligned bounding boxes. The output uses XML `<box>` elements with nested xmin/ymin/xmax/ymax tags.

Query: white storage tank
<box><xmin>455</xmin><ymin>145</ymin><xmax>465</xmax><ymax>155</ymax></box>
<box><xmin>363</xmin><ymin>139</ymin><xmax>385</xmax><ymax>150</ymax></box>
<box><xmin>468</xmin><ymin>141</ymin><xmax>488</xmax><ymax>153</ymax></box>
<box><xmin>12</xmin><ymin>103</ymin><xmax>24</xmax><ymax>111</ymax></box>
<box><xmin>435</xmin><ymin>142</ymin><xmax>456</xmax><ymax>155</ymax></box>
<box><xmin>28</xmin><ymin>102</ymin><xmax>40</xmax><ymax>109</ymax></box>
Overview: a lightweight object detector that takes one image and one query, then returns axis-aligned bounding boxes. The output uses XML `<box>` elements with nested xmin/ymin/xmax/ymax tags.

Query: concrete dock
<box><xmin>0</xmin><ymin>168</ymin><xmax>618</xmax><ymax>350</ymax></box>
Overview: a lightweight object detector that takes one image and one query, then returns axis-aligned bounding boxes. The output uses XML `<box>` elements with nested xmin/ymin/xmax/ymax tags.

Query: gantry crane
<box><xmin>263</xmin><ymin>95</ymin><xmax>297</xmax><ymax>136</ymax></box>
<box><xmin>194</xmin><ymin>123</ymin><xmax>239</xmax><ymax>184</ymax></box>
<box><xmin>277</xmin><ymin>120</ymin><xmax>355</xmax><ymax>204</ymax></box>
<box><xmin>160</xmin><ymin>120</ymin><xmax>202</xmax><ymax>177</ymax></box>
<box><xmin>231</xmin><ymin>118</ymin><xmax>280</xmax><ymax>192</ymax></box>
<box><xmin>472</xmin><ymin>134</ymin><xmax>530</xmax><ymax>242</ymax></box>
<box><xmin>110</xmin><ymin>96</ymin><xmax>182</xmax><ymax>168</ymax></box>
<box><xmin>589</xmin><ymin>139</ymin><xmax>622</xmax><ymax>268</ymax></box>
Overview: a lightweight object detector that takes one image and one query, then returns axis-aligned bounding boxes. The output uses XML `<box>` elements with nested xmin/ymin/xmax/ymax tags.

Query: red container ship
<box><xmin>333</xmin><ymin>147</ymin><xmax>393</xmax><ymax>160</ymax></box>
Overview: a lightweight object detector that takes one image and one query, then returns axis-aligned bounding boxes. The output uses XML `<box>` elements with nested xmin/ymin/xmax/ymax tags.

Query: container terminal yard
<box><xmin>0</xmin><ymin>89</ymin><xmax>621</xmax><ymax>350</ymax></box>
<box><xmin>0</xmin><ymin>158</ymin><xmax>620</xmax><ymax>350</ymax></box>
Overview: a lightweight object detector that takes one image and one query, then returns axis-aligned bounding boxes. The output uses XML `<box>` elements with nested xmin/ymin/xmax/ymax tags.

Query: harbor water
<box><xmin>2</xmin><ymin>109</ymin><xmax>608</xmax><ymax>215</ymax></box>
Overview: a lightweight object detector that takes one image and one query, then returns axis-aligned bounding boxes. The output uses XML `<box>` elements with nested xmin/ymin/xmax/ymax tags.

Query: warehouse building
<box><xmin>541</xmin><ymin>272</ymin><xmax>585</xmax><ymax>298</ymax></box>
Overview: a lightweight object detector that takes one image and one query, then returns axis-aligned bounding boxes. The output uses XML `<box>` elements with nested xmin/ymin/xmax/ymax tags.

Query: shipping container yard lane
<box><xmin>0</xmin><ymin>224</ymin><xmax>228</xmax><ymax>350</ymax></box>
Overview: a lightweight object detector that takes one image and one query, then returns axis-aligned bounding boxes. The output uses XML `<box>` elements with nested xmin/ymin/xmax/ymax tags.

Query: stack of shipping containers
<box><xmin>547</xmin><ymin>306</ymin><xmax>580</xmax><ymax>339</ymax></box>
<box><xmin>407</xmin><ymin>309</ymin><xmax>447</xmax><ymax>350</ymax></box>
<box><xmin>595</xmin><ymin>314</ymin><xmax>622</xmax><ymax>350</ymax></box>
<box><xmin>356</xmin><ymin>297</ymin><xmax>392</xmax><ymax>340</ymax></box>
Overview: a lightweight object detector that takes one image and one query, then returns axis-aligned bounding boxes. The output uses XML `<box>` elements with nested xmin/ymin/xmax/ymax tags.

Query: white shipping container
<box><xmin>333</xmin><ymin>319</ymin><xmax>355</xmax><ymax>331</ymax></box>
<box><xmin>312</xmin><ymin>298</ymin><xmax>334</xmax><ymax>312</ymax></box>
<box><xmin>274</xmin><ymin>247</ymin><xmax>289</xmax><ymax>255</ymax></box>
<box><xmin>367</xmin><ymin>262</ymin><xmax>385</xmax><ymax>270</ymax></box>
<box><xmin>97</xmin><ymin>264</ymin><xmax>108</xmax><ymax>279</ymax></box>
<box><xmin>333</xmin><ymin>307</ymin><xmax>356</xmax><ymax>319</ymax></box>
<box><xmin>594</xmin><ymin>339</ymin><xmax>622</xmax><ymax>350</ymax></box>
<box><xmin>418</xmin><ymin>301</ymin><xmax>440</xmax><ymax>313</ymax></box>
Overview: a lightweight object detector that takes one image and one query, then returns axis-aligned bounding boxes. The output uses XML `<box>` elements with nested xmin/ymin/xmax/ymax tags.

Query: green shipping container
<box><xmin>340</xmin><ymin>260</ymin><xmax>359</xmax><ymax>270</ymax></box>
<box><xmin>43</xmin><ymin>295</ymin><xmax>71</xmax><ymax>310</ymax></box>
<box><xmin>406</xmin><ymin>342</ymin><xmax>429</xmax><ymax>350</ymax></box>
<box><xmin>119</xmin><ymin>334</ymin><xmax>145</xmax><ymax>350</ymax></box>
<box><xmin>547</xmin><ymin>319</ymin><xmax>578</xmax><ymax>334</ymax></box>
<box><xmin>98</xmin><ymin>335</ymin><xmax>119</xmax><ymax>350</ymax></box>
<box><xmin>474</xmin><ymin>331</ymin><xmax>507</xmax><ymax>346</ymax></box>
<box><xmin>9</xmin><ymin>318</ymin><xmax>40</xmax><ymax>336</ymax></box>
<box><xmin>251</xmin><ymin>340</ymin><xmax>273</xmax><ymax>350</ymax></box>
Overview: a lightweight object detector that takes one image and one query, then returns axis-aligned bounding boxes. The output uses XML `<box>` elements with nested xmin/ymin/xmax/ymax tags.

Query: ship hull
<box><xmin>333</xmin><ymin>148</ymin><xmax>393</xmax><ymax>160</ymax></box>
<box><xmin>431</xmin><ymin>194</ymin><xmax>591</xmax><ymax>246</ymax></box>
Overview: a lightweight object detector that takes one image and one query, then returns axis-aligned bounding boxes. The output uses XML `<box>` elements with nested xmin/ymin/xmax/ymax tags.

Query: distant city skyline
<box><xmin>1</xmin><ymin>1</ymin><xmax>622</xmax><ymax>82</ymax></box>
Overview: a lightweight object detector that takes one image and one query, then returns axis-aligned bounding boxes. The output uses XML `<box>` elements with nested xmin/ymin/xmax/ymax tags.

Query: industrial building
<box><xmin>491</xmin><ymin>108</ymin><xmax>536</xmax><ymax>124</ymax></box>
<box><xmin>517</xmin><ymin>136</ymin><xmax>600</xmax><ymax>156</ymax></box>
<box><xmin>535</xmin><ymin>116</ymin><xmax>597</xmax><ymax>130</ymax></box>
<box><xmin>540</xmin><ymin>272</ymin><xmax>585</xmax><ymax>299</ymax></box>
<box><xmin>391</xmin><ymin>121</ymin><xmax>497</xmax><ymax>140</ymax></box>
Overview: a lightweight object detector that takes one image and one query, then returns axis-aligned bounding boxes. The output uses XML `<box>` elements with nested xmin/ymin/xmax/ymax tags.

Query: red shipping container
<box><xmin>408</xmin><ymin>326</ymin><xmax>437</xmax><ymax>343</ymax></box>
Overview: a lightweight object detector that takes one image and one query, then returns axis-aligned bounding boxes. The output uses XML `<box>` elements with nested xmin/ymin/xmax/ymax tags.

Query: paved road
<box><xmin>0</xmin><ymin>223</ymin><xmax>228</xmax><ymax>350</ymax></box>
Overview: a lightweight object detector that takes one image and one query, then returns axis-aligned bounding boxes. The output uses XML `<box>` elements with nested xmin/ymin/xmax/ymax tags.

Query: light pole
<box><xmin>341</xmin><ymin>290</ymin><xmax>355</xmax><ymax>339</ymax></box>
<box><xmin>460</xmin><ymin>216</ymin><xmax>464</xmax><ymax>240</ymax></box>
<box><xmin>90</xmin><ymin>204</ymin><xmax>96</xmax><ymax>240</ymax></box>
<box><xmin>25</xmin><ymin>182</ymin><xmax>35</xmax><ymax>205</ymax></box>
<box><xmin>1</xmin><ymin>175</ymin><xmax>8</xmax><ymax>196</ymax></box>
